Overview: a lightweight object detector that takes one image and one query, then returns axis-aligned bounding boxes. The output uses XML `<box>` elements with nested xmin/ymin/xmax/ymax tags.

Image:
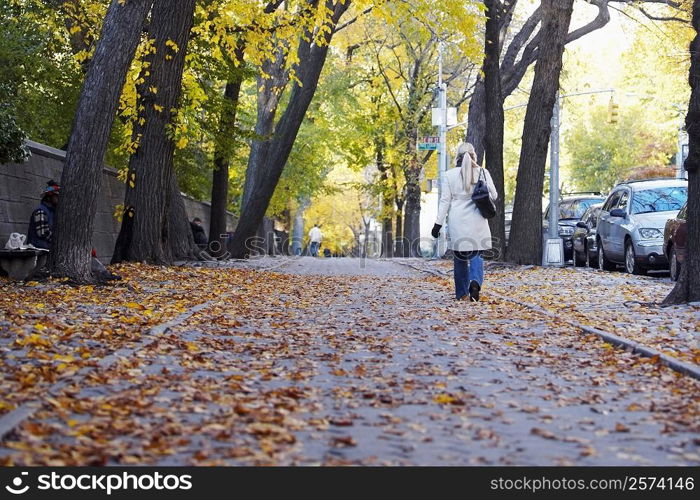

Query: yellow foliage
<box><xmin>304</xmin><ymin>165</ymin><xmax>369</xmax><ymax>254</ymax></box>
<box><xmin>165</xmin><ymin>39</ymin><xmax>180</xmax><ymax>52</ymax></box>
<box><xmin>113</xmin><ymin>203</ymin><xmax>125</xmax><ymax>223</ymax></box>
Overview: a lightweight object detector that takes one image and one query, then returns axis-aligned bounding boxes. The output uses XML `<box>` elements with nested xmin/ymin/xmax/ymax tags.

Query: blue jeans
<box><xmin>453</xmin><ymin>251</ymin><xmax>484</xmax><ymax>299</ymax></box>
<box><xmin>310</xmin><ymin>241</ymin><xmax>320</xmax><ymax>257</ymax></box>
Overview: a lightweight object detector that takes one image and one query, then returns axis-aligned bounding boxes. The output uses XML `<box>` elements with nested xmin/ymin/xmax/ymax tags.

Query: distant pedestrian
<box><xmin>432</xmin><ymin>142</ymin><xmax>497</xmax><ymax>302</ymax></box>
<box><xmin>27</xmin><ymin>180</ymin><xmax>59</xmax><ymax>250</ymax></box>
<box><xmin>190</xmin><ymin>217</ymin><xmax>208</xmax><ymax>247</ymax></box>
<box><xmin>308</xmin><ymin>224</ymin><xmax>322</xmax><ymax>257</ymax></box>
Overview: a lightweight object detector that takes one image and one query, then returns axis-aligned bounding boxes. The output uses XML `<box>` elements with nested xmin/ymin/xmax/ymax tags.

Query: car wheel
<box><xmin>669</xmin><ymin>246</ymin><xmax>680</xmax><ymax>282</ymax></box>
<box><xmin>624</xmin><ymin>240</ymin><xmax>646</xmax><ymax>275</ymax></box>
<box><xmin>597</xmin><ymin>239</ymin><xmax>616</xmax><ymax>271</ymax></box>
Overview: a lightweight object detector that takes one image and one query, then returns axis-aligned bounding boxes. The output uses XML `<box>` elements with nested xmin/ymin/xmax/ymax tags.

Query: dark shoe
<box><xmin>469</xmin><ymin>281</ymin><xmax>480</xmax><ymax>302</ymax></box>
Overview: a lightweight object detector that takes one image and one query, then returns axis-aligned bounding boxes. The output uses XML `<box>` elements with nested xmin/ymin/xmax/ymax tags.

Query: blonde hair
<box><xmin>456</xmin><ymin>142</ymin><xmax>479</xmax><ymax>188</ymax></box>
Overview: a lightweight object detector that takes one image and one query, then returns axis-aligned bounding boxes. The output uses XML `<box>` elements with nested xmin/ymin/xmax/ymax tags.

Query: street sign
<box><xmin>431</xmin><ymin>107</ymin><xmax>458</xmax><ymax>126</ymax></box>
<box><xmin>418</xmin><ymin>136</ymin><xmax>439</xmax><ymax>151</ymax></box>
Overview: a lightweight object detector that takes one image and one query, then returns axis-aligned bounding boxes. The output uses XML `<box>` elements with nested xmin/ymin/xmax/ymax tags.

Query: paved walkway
<box><xmin>194</xmin><ymin>255</ymin><xmax>418</xmax><ymax>276</ymax></box>
<box><xmin>1</xmin><ymin>258</ymin><xmax>698</xmax><ymax>465</ymax></box>
<box><xmin>403</xmin><ymin>259</ymin><xmax>700</xmax><ymax>366</ymax></box>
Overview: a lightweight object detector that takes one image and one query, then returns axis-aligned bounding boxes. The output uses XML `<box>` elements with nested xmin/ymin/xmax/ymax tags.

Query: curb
<box><xmin>397</xmin><ymin>261</ymin><xmax>700</xmax><ymax>381</ymax></box>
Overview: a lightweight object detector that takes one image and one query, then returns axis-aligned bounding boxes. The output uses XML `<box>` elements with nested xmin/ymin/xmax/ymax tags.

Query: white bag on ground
<box><xmin>5</xmin><ymin>233</ymin><xmax>27</xmax><ymax>250</ymax></box>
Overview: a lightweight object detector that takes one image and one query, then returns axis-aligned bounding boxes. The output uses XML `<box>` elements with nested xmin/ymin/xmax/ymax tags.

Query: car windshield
<box><xmin>631</xmin><ymin>186</ymin><xmax>687</xmax><ymax>214</ymax></box>
<box><xmin>581</xmin><ymin>205</ymin><xmax>601</xmax><ymax>226</ymax></box>
<box><xmin>559</xmin><ymin>198</ymin><xmax>603</xmax><ymax>219</ymax></box>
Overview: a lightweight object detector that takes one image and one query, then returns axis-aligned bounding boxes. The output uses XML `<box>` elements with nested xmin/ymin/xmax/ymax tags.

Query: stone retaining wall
<box><xmin>0</xmin><ymin>141</ymin><xmax>236</xmax><ymax>262</ymax></box>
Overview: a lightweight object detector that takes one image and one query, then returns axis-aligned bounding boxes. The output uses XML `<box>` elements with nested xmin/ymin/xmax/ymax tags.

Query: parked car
<box><xmin>572</xmin><ymin>203</ymin><xmax>602</xmax><ymax>267</ymax></box>
<box><xmin>543</xmin><ymin>194</ymin><xmax>606</xmax><ymax>262</ymax></box>
<box><xmin>664</xmin><ymin>202</ymin><xmax>687</xmax><ymax>281</ymax></box>
<box><xmin>597</xmin><ymin>178</ymin><xmax>688</xmax><ymax>274</ymax></box>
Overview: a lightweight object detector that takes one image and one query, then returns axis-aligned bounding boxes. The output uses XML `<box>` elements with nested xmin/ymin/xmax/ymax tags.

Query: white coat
<box><xmin>435</xmin><ymin>166</ymin><xmax>498</xmax><ymax>251</ymax></box>
<box><xmin>308</xmin><ymin>226</ymin><xmax>322</xmax><ymax>243</ymax></box>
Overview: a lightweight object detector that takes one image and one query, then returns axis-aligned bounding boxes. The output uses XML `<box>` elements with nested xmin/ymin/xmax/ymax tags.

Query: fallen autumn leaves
<box><xmin>0</xmin><ymin>260</ymin><xmax>698</xmax><ymax>465</ymax></box>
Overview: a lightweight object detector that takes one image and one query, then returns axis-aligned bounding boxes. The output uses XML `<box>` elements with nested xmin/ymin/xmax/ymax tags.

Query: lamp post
<box><xmin>542</xmin><ymin>92</ymin><xmax>565</xmax><ymax>266</ymax></box>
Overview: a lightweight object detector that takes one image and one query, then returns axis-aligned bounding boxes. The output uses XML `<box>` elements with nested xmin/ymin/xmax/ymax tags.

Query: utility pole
<box><xmin>543</xmin><ymin>92</ymin><xmax>564</xmax><ymax>266</ymax></box>
<box><xmin>434</xmin><ymin>41</ymin><xmax>448</xmax><ymax>257</ymax></box>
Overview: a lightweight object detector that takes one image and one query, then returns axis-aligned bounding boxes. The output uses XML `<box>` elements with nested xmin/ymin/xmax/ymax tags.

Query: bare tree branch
<box><xmin>636</xmin><ymin>5</ymin><xmax>689</xmax><ymax>22</ymax></box>
<box><xmin>335</xmin><ymin>6</ymin><xmax>374</xmax><ymax>32</ymax></box>
<box><xmin>376</xmin><ymin>53</ymin><xmax>406</xmax><ymax>119</ymax></box>
<box><xmin>499</xmin><ymin>0</ymin><xmax>687</xmax><ymax>98</ymax></box>
<box><xmin>501</xmin><ymin>6</ymin><xmax>542</xmax><ymax>75</ymax></box>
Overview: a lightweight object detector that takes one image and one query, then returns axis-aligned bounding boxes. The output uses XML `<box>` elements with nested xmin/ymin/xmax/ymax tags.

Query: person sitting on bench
<box><xmin>28</xmin><ymin>180</ymin><xmax>59</xmax><ymax>250</ymax></box>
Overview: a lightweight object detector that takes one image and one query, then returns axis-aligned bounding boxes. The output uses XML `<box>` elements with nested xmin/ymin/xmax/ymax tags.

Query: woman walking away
<box><xmin>432</xmin><ymin>142</ymin><xmax>497</xmax><ymax>301</ymax></box>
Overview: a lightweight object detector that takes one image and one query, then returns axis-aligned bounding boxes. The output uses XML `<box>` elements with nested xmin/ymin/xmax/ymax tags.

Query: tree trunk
<box><xmin>240</xmin><ymin>46</ymin><xmax>290</xmax><ymax>214</ymax></box>
<box><xmin>210</xmin><ymin>56</ymin><xmax>245</xmax><ymax>258</ymax></box>
<box><xmin>375</xmin><ymin>136</ymin><xmax>394</xmax><ymax>258</ymax></box>
<box><xmin>112</xmin><ymin>0</ymin><xmax>196</xmax><ymax>265</ymax></box>
<box><xmin>381</xmin><ymin>217</ymin><xmax>393</xmax><ymax>258</ymax></box>
<box><xmin>166</xmin><ymin>173</ymin><xmax>199</xmax><ymax>261</ymax></box>
<box><xmin>466</xmin><ymin>0</ymin><xmax>622</xmax><ymax>193</ymax></box>
<box><xmin>466</xmin><ymin>0</ymin><xmax>518</xmax><ymax>164</ymax></box>
<box><xmin>403</xmin><ymin>168</ymin><xmax>421</xmax><ymax>257</ymax></box>
<box><xmin>466</xmin><ymin>76</ymin><xmax>486</xmax><ymax>164</ymax></box>
<box><xmin>291</xmin><ymin>198</ymin><xmax>309</xmax><ymax>256</ymax></box>
<box><xmin>253</xmin><ymin>217</ymin><xmax>275</xmax><ymax>256</ymax></box>
<box><xmin>665</xmin><ymin>1</ymin><xmax>700</xmax><ymax>304</ymax></box>
<box><xmin>401</xmin><ymin>126</ymin><xmax>422</xmax><ymax>257</ymax></box>
<box><xmin>395</xmin><ymin>200</ymin><xmax>405</xmax><ymax>257</ymax></box>
<box><xmin>484</xmin><ymin>0</ymin><xmax>507</xmax><ymax>260</ymax></box>
<box><xmin>229</xmin><ymin>0</ymin><xmax>350</xmax><ymax>258</ymax></box>
<box><xmin>506</xmin><ymin>0</ymin><xmax>574</xmax><ymax>265</ymax></box>
<box><xmin>51</xmin><ymin>0</ymin><xmax>154</xmax><ymax>282</ymax></box>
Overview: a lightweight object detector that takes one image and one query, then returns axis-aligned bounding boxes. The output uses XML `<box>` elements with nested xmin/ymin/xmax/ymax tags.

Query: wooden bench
<box><xmin>0</xmin><ymin>249</ymin><xmax>49</xmax><ymax>280</ymax></box>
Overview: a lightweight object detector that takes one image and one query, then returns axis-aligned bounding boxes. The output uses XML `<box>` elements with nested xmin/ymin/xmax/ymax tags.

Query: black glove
<box><xmin>431</xmin><ymin>223</ymin><xmax>442</xmax><ymax>239</ymax></box>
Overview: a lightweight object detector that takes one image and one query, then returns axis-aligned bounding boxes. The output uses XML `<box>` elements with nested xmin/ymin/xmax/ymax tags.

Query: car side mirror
<box><xmin>576</xmin><ymin>221</ymin><xmax>588</xmax><ymax>229</ymax></box>
<box><xmin>610</xmin><ymin>208</ymin><xmax>627</xmax><ymax>218</ymax></box>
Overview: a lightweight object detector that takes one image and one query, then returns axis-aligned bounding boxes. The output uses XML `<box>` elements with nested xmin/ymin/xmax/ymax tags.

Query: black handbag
<box><xmin>472</xmin><ymin>168</ymin><xmax>497</xmax><ymax>219</ymax></box>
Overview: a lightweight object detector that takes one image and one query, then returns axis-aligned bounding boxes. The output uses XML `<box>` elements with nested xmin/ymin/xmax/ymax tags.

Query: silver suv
<box><xmin>597</xmin><ymin>178</ymin><xmax>688</xmax><ymax>275</ymax></box>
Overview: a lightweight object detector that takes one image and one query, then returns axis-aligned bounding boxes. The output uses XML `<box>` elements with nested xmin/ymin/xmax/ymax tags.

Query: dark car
<box><xmin>664</xmin><ymin>202</ymin><xmax>687</xmax><ymax>281</ymax></box>
<box><xmin>543</xmin><ymin>195</ymin><xmax>606</xmax><ymax>262</ymax></box>
<box><xmin>572</xmin><ymin>203</ymin><xmax>602</xmax><ymax>267</ymax></box>
<box><xmin>597</xmin><ymin>178</ymin><xmax>688</xmax><ymax>274</ymax></box>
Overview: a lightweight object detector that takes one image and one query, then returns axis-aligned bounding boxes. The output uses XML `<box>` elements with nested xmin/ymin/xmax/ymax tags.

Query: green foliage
<box><xmin>0</xmin><ymin>0</ymin><xmax>83</xmax><ymax>154</ymax></box>
<box><xmin>0</xmin><ymin>103</ymin><xmax>29</xmax><ymax>164</ymax></box>
<box><xmin>267</xmin><ymin>53</ymin><xmax>370</xmax><ymax>217</ymax></box>
<box><xmin>565</xmin><ymin>105</ymin><xmax>674</xmax><ymax>193</ymax></box>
